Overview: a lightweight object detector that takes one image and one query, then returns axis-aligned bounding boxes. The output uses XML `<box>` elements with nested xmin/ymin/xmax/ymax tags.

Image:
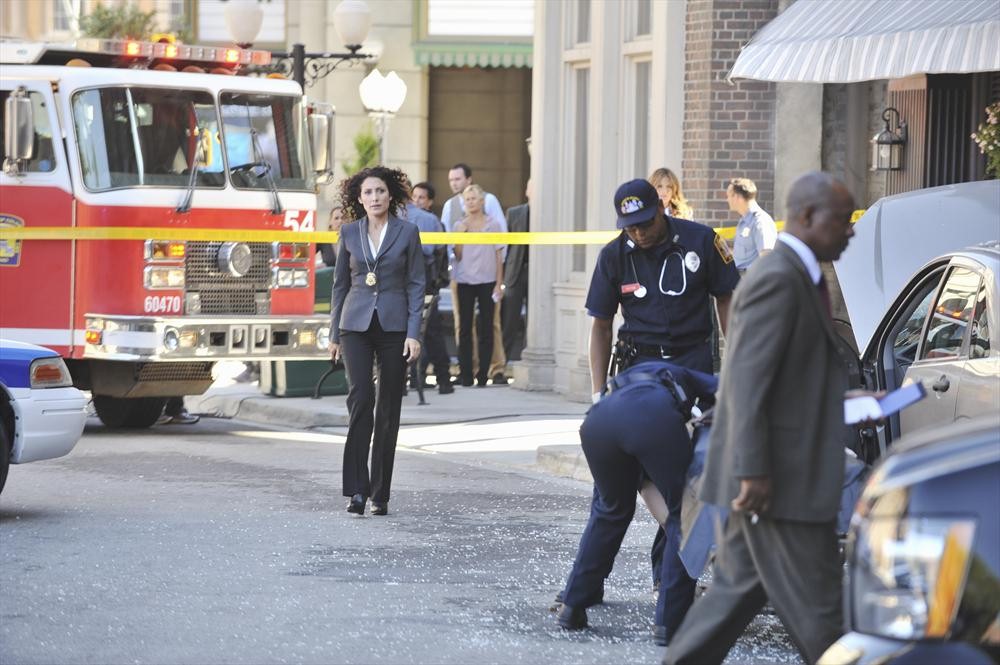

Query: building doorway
<box><xmin>428</xmin><ymin>66</ymin><xmax>532</xmax><ymax>214</ymax></box>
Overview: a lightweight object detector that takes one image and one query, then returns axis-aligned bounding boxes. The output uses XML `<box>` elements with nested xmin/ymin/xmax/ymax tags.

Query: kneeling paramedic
<box><xmin>557</xmin><ymin>360</ymin><xmax>718</xmax><ymax>645</ymax></box>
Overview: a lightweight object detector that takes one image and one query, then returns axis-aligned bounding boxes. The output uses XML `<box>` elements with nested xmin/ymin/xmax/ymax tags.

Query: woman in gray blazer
<box><xmin>330</xmin><ymin>167</ymin><xmax>425</xmax><ymax>516</ymax></box>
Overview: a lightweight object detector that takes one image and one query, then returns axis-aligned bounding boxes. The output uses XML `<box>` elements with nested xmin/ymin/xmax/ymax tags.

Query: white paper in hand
<box><xmin>844</xmin><ymin>396</ymin><xmax>882</xmax><ymax>425</ymax></box>
<box><xmin>843</xmin><ymin>382</ymin><xmax>927</xmax><ymax>425</ymax></box>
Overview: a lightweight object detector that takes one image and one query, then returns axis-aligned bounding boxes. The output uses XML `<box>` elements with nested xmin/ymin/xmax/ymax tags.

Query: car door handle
<box><xmin>931</xmin><ymin>375</ymin><xmax>950</xmax><ymax>393</ymax></box>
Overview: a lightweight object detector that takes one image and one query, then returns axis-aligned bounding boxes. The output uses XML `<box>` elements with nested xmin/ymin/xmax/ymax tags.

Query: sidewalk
<box><xmin>187</xmin><ymin>368</ymin><xmax>594</xmax><ymax>484</ymax></box>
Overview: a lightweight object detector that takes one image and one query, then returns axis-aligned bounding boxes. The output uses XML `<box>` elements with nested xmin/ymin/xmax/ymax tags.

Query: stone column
<box><xmin>774</xmin><ymin>82</ymin><xmax>822</xmax><ymax>220</ymax></box>
<box><xmin>772</xmin><ymin>0</ymin><xmax>821</xmax><ymax>220</ymax></box>
<box><xmin>512</xmin><ymin>0</ymin><xmax>561</xmax><ymax>391</ymax></box>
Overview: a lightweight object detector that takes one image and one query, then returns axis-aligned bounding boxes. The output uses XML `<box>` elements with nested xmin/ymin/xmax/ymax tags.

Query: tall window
<box><xmin>572</xmin><ymin>67</ymin><xmax>590</xmax><ymax>272</ymax></box>
<box><xmin>158</xmin><ymin>0</ymin><xmax>187</xmax><ymax>31</ymax></box>
<box><xmin>51</xmin><ymin>0</ymin><xmax>73</xmax><ymax>32</ymax></box>
<box><xmin>633</xmin><ymin>60</ymin><xmax>651</xmax><ymax>177</ymax></box>
<box><xmin>575</xmin><ymin>0</ymin><xmax>591</xmax><ymax>44</ymax></box>
<box><xmin>635</xmin><ymin>0</ymin><xmax>652</xmax><ymax>36</ymax></box>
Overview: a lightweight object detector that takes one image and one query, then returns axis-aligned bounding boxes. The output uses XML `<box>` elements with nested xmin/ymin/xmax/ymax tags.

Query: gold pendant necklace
<box><xmin>360</xmin><ymin>219</ymin><xmax>381</xmax><ymax>287</ymax></box>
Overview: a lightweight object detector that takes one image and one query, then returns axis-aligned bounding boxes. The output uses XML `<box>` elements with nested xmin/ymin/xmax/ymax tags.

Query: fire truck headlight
<box><xmin>273</xmin><ymin>267</ymin><xmax>294</xmax><ymax>288</ymax></box>
<box><xmin>145</xmin><ymin>240</ymin><xmax>186</xmax><ymax>261</ymax></box>
<box><xmin>145</xmin><ymin>267</ymin><xmax>185</xmax><ymax>289</ymax></box>
<box><xmin>179</xmin><ymin>331</ymin><xmax>198</xmax><ymax>348</ymax></box>
<box><xmin>317</xmin><ymin>327</ymin><xmax>331</xmax><ymax>350</ymax></box>
<box><xmin>163</xmin><ymin>327</ymin><xmax>180</xmax><ymax>351</ymax></box>
<box><xmin>292</xmin><ymin>269</ymin><xmax>309</xmax><ymax>288</ymax></box>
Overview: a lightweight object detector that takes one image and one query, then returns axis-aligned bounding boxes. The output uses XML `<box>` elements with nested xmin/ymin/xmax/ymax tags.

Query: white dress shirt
<box><xmin>777</xmin><ymin>232</ymin><xmax>822</xmax><ymax>284</ymax></box>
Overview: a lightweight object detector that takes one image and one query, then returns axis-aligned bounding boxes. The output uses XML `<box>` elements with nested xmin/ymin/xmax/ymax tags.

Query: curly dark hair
<box><xmin>339</xmin><ymin>166</ymin><xmax>411</xmax><ymax>221</ymax></box>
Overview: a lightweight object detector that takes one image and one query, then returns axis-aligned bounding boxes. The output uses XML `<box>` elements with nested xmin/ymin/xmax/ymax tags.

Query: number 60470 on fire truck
<box><xmin>1</xmin><ymin>38</ymin><xmax>337</xmax><ymax>428</ymax></box>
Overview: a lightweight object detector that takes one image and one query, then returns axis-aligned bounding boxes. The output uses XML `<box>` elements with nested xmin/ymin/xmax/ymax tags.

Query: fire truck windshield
<box><xmin>219</xmin><ymin>93</ymin><xmax>310</xmax><ymax>192</ymax></box>
<box><xmin>72</xmin><ymin>87</ymin><xmax>223</xmax><ymax>191</ymax></box>
<box><xmin>70</xmin><ymin>87</ymin><xmax>311</xmax><ymax>193</ymax></box>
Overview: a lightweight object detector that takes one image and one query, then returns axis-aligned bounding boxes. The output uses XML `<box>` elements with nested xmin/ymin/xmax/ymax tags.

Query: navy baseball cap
<box><xmin>613</xmin><ymin>179</ymin><xmax>659</xmax><ymax>229</ymax></box>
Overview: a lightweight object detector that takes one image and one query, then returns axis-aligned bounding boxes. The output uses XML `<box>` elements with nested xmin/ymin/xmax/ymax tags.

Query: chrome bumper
<box><xmin>82</xmin><ymin>314</ymin><xmax>331</xmax><ymax>361</ymax></box>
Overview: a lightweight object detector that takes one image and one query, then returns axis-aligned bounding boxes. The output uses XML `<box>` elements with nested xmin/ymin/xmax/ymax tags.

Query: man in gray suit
<box><xmin>664</xmin><ymin>172</ymin><xmax>858</xmax><ymax>665</ymax></box>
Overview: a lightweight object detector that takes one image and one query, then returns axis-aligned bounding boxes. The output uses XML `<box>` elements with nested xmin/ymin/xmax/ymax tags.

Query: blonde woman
<box><xmin>649</xmin><ymin>168</ymin><xmax>693</xmax><ymax>220</ymax></box>
<box><xmin>452</xmin><ymin>184</ymin><xmax>505</xmax><ymax>387</ymax></box>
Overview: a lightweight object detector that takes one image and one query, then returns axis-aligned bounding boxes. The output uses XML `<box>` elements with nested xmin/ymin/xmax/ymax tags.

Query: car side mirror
<box><xmin>3</xmin><ymin>87</ymin><xmax>34</xmax><ymax>174</ymax></box>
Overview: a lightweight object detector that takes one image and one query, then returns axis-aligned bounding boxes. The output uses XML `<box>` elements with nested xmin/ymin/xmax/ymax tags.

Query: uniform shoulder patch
<box><xmin>713</xmin><ymin>232</ymin><xmax>734</xmax><ymax>264</ymax></box>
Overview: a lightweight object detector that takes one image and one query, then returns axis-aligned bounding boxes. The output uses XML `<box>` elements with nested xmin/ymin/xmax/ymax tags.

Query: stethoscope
<box><xmin>626</xmin><ymin>235</ymin><xmax>688</xmax><ymax>298</ymax></box>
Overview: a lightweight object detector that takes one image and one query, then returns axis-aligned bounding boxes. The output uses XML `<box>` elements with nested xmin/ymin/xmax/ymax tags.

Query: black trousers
<box><xmin>501</xmin><ymin>279</ymin><xmax>527</xmax><ymax>363</ymax></box>
<box><xmin>623</xmin><ymin>342</ymin><xmax>713</xmax><ymax>586</ymax></box>
<box><xmin>340</xmin><ymin>314</ymin><xmax>406</xmax><ymax>503</ymax></box>
<box><xmin>420</xmin><ymin>298</ymin><xmax>451</xmax><ymax>384</ymax></box>
<box><xmin>563</xmin><ymin>381</ymin><xmax>695</xmax><ymax>637</ymax></box>
<box><xmin>457</xmin><ymin>282</ymin><xmax>494</xmax><ymax>384</ymax></box>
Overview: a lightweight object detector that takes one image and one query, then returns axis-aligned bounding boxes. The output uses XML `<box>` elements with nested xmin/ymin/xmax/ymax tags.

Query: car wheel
<box><xmin>93</xmin><ymin>396</ymin><xmax>167</xmax><ymax>429</ymax></box>
<box><xmin>0</xmin><ymin>416</ymin><xmax>10</xmax><ymax>495</ymax></box>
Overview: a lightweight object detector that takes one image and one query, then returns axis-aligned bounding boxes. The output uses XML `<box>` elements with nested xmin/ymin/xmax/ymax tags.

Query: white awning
<box><xmin>729</xmin><ymin>0</ymin><xmax>1000</xmax><ymax>83</ymax></box>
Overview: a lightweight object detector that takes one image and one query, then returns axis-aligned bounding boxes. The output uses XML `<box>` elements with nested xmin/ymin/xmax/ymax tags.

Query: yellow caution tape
<box><xmin>0</xmin><ymin>211</ymin><xmax>866</xmax><ymax>245</ymax></box>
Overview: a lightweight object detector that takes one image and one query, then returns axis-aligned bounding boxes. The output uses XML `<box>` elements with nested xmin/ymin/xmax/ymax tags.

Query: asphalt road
<box><xmin>1</xmin><ymin>416</ymin><xmax>798</xmax><ymax>664</ymax></box>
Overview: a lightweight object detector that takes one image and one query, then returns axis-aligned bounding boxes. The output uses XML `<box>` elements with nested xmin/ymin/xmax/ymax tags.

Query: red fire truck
<box><xmin>0</xmin><ymin>38</ymin><xmax>336</xmax><ymax>428</ymax></box>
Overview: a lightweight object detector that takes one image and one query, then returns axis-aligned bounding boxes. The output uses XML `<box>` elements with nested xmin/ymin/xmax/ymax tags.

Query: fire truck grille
<box><xmin>185</xmin><ymin>241</ymin><xmax>271</xmax><ymax>315</ymax></box>
<box><xmin>136</xmin><ymin>362</ymin><xmax>214</xmax><ymax>383</ymax></box>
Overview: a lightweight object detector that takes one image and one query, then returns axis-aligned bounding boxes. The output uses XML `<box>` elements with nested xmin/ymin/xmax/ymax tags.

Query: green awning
<box><xmin>413</xmin><ymin>41</ymin><xmax>532</xmax><ymax>68</ymax></box>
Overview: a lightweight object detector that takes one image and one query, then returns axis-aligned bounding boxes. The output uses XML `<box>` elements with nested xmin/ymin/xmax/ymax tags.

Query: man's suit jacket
<box><xmin>503</xmin><ymin>203</ymin><xmax>529</xmax><ymax>290</ymax></box>
<box><xmin>330</xmin><ymin>216</ymin><xmax>425</xmax><ymax>343</ymax></box>
<box><xmin>699</xmin><ymin>241</ymin><xmax>850</xmax><ymax>522</ymax></box>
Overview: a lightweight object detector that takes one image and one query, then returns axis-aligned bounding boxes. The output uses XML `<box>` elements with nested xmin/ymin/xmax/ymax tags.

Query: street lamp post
<box><xmin>229</xmin><ymin>0</ymin><xmax>376</xmax><ymax>88</ymax></box>
<box><xmin>358</xmin><ymin>69</ymin><xmax>408</xmax><ymax>164</ymax></box>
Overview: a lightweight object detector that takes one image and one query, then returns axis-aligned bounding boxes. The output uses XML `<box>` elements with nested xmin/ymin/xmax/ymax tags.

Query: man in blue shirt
<box><xmin>401</xmin><ymin>186</ymin><xmax>453</xmax><ymax>394</ymax></box>
<box><xmin>727</xmin><ymin>177</ymin><xmax>777</xmax><ymax>273</ymax></box>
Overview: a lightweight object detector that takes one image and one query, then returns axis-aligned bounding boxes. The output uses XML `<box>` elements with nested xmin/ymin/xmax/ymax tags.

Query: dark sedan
<box><xmin>819</xmin><ymin>415</ymin><xmax>1000</xmax><ymax>665</ymax></box>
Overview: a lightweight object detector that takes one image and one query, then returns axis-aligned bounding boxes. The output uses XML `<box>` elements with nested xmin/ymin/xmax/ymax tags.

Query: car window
<box><xmin>919</xmin><ymin>267</ymin><xmax>980</xmax><ymax>361</ymax></box>
<box><xmin>969</xmin><ymin>281</ymin><xmax>990</xmax><ymax>359</ymax></box>
<box><xmin>889</xmin><ymin>279</ymin><xmax>938</xmax><ymax>369</ymax></box>
<box><xmin>0</xmin><ymin>89</ymin><xmax>56</xmax><ymax>172</ymax></box>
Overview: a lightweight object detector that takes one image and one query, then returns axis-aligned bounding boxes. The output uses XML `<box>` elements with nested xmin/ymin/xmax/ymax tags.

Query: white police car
<box><xmin>0</xmin><ymin>340</ymin><xmax>88</xmax><ymax>494</ymax></box>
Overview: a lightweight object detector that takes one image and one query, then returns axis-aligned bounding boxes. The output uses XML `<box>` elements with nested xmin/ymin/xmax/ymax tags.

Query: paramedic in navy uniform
<box><xmin>577</xmin><ymin>178</ymin><xmax>739</xmax><ymax>639</ymax></box>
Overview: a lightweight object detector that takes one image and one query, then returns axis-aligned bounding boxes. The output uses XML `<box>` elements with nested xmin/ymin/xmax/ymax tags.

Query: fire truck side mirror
<box><xmin>3</xmin><ymin>88</ymin><xmax>35</xmax><ymax>169</ymax></box>
<box><xmin>309</xmin><ymin>113</ymin><xmax>331</xmax><ymax>174</ymax></box>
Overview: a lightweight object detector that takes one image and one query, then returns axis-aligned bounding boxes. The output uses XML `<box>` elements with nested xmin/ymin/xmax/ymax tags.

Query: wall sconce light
<box><xmin>871</xmin><ymin>107</ymin><xmax>907</xmax><ymax>171</ymax></box>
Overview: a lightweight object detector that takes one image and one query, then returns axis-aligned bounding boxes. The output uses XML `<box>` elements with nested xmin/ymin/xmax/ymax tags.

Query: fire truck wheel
<box><xmin>0</xmin><ymin>417</ymin><xmax>10</xmax><ymax>495</ymax></box>
<box><xmin>93</xmin><ymin>396</ymin><xmax>168</xmax><ymax>429</ymax></box>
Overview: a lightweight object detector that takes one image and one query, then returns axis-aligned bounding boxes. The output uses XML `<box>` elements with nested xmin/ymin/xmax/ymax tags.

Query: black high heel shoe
<box><xmin>371</xmin><ymin>502</ymin><xmax>388</xmax><ymax>516</ymax></box>
<box><xmin>347</xmin><ymin>494</ymin><xmax>367</xmax><ymax>514</ymax></box>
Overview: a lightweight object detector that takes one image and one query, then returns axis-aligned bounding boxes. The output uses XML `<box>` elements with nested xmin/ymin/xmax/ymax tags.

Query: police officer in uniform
<box><xmin>559</xmin><ymin>179</ymin><xmax>739</xmax><ymax>641</ymax></box>
<box><xmin>587</xmin><ymin>178</ymin><xmax>739</xmax><ymax>382</ymax></box>
<box><xmin>557</xmin><ymin>360</ymin><xmax>718</xmax><ymax>644</ymax></box>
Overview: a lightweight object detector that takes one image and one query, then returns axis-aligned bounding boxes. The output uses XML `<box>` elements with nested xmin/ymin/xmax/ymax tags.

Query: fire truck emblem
<box><xmin>0</xmin><ymin>214</ymin><xmax>24</xmax><ymax>267</ymax></box>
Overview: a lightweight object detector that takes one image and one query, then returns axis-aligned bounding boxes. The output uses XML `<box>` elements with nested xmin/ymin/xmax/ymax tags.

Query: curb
<box><xmin>536</xmin><ymin>444</ymin><xmax>592</xmax><ymax>483</ymax></box>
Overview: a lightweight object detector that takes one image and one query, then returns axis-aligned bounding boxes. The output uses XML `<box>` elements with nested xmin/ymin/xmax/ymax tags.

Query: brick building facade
<box><xmin>682</xmin><ymin>0</ymin><xmax>779</xmax><ymax>227</ymax></box>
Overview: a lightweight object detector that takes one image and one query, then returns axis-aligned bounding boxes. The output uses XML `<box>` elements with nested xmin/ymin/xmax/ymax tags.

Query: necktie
<box><xmin>817</xmin><ymin>276</ymin><xmax>832</xmax><ymax>321</ymax></box>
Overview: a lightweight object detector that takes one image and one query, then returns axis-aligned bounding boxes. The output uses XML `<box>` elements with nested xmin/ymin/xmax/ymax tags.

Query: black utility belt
<box><xmin>630</xmin><ymin>339</ymin><xmax>707</xmax><ymax>359</ymax></box>
<box><xmin>605</xmin><ymin>370</ymin><xmax>690</xmax><ymax>418</ymax></box>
